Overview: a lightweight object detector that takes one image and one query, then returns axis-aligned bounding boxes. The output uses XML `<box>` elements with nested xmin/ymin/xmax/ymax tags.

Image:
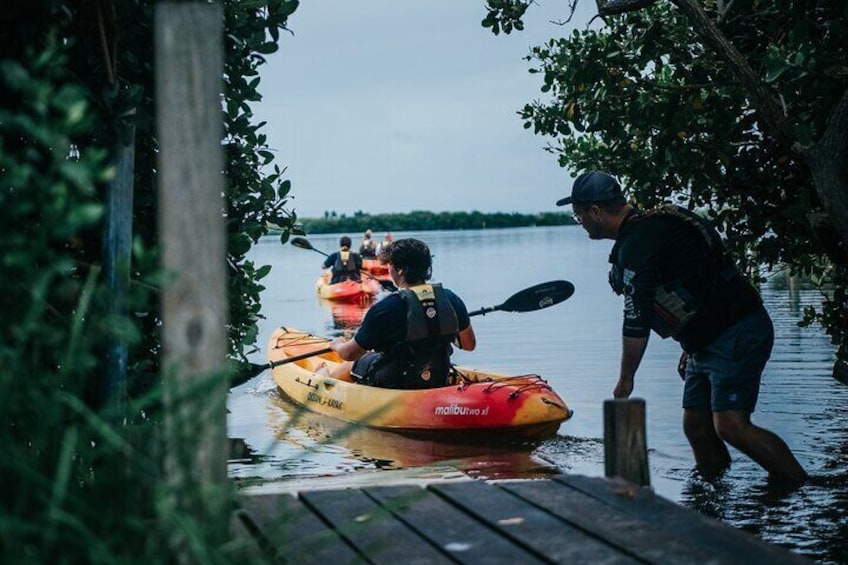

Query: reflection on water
<box><xmin>230</xmin><ymin>227</ymin><xmax>848</xmax><ymax>562</ymax></box>
<box><xmin>267</xmin><ymin>394</ymin><xmax>560</xmax><ymax>480</ymax></box>
<box><xmin>316</xmin><ymin>296</ymin><xmax>372</xmax><ymax>330</ymax></box>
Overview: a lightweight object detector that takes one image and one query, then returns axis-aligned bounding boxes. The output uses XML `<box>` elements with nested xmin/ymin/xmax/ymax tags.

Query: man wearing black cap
<box><xmin>558</xmin><ymin>171</ymin><xmax>806</xmax><ymax>484</ymax></box>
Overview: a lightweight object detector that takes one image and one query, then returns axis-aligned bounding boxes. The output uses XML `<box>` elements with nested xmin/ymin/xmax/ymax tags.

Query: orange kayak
<box><xmin>267</xmin><ymin>327</ymin><xmax>573</xmax><ymax>439</ymax></box>
<box><xmin>315</xmin><ymin>273</ymin><xmax>381</xmax><ymax>302</ymax></box>
<box><xmin>362</xmin><ymin>258</ymin><xmax>389</xmax><ymax>276</ymax></box>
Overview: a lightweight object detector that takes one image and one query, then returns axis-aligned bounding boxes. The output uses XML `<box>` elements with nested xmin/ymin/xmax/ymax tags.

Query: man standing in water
<box><xmin>557</xmin><ymin>170</ymin><xmax>807</xmax><ymax>484</ymax></box>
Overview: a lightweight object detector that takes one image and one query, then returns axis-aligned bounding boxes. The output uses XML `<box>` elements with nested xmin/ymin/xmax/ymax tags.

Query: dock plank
<box><xmin>301</xmin><ymin>487</ymin><xmax>452</xmax><ymax>564</ymax></box>
<box><xmin>238</xmin><ymin>493</ymin><xmax>359</xmax><ymax>564</ymax></box>
<box><xmin>431</xmin><ymin>481</ymin><xmax>638</xmax><ymax>564</ymax></box>
<box><xmin>502</xmin><ymin>479</ymin><xmax>723</xmax><ymax>564</ymax></box>
<box><xmin>235</xmin><ymin>474</ymin><xmax>809</xmax><ymax>564</ymax></box>
<box><xmin>365</xmin><ymin>484</ymin><xmax>546</xmax><ymax>565</ymax></box>
<box><xmin>555</xmin><ymin>475</ymin><xmax>811</xmax><ymax>564</ymax></box>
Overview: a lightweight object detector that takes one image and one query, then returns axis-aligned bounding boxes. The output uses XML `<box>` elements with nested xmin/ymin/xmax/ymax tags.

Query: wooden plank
<box><xmin>365</xmin><ymin>485</ymin><xmax>546</xmax><ymax>565</ymax></box>
<box><xmin>238</xmin><ymin>493</ymin><xmax>360</xmax><ymax>564</ymax></box>
<box><xmin>301</xmin><ymin>488</ymin><xmax>451</xmax><ymax>564</ymax></box>
<box><xmin>432</xmin><ymin>481</ymin><xmax>638</xmax><ymax>564</ymax></box>
<box><xmin>556</xmin><ymin>475</ymin><xmax>812</xmax><ymax>564</ymax></box>
<box><xmin>502</xmin><ymin>480</ymin><xmax>720</xmax><ymax>563</ymax></box>
<box><xmin>155</xmin><ymin>0</ymin><xmax>229</xmax><ymax>547</ymax></box>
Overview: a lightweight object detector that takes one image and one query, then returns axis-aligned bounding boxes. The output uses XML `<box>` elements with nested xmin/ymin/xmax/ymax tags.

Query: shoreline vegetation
<box><xmin>271</xmin><ymin>210</ymin><xmax>577</xmax><ymax>235</ymax></box>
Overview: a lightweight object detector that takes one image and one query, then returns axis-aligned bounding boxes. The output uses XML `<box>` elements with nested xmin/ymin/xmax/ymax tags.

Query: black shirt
<box><xmin>610</xmin><ymin>207</ymin><xmax>761</xmax><ymax>352</ymax></box>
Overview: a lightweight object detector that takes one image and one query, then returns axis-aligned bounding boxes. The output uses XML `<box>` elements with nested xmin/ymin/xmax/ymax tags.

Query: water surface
<box><xmin>229</xmin><ymin>226</ymin><xmax>848</xmax><ymax>563</ymax></box>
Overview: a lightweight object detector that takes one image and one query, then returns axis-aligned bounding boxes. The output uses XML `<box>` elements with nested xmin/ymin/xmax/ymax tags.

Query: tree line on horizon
<box><xmin>296</xmin><ymin>209</ymin><xmax>576</xmax><ymax>234</ymax></box>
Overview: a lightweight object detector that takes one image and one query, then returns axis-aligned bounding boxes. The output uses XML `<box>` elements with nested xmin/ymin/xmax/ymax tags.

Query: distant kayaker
<box><xmin>377</xmin><ymin>232</ymin><xmax>393</xmax><ymax>256</ymax></box>
<box><xmin>359</xmin><ymin>229</ymin><xmax>378</xmax><ymax>259</ymax></box>
<box><xmin>556</xmin><ymin>170</ymin><xmax>807</xmax><ymax>485</ymax></box>
<box><xmin>321</xmin><ymin>237</ymin><xmax>476</xmax><ymax>389</ymax></box>
<box><xmin>323</xmin><ymin>236</ymin><xmax>363</xmax><ymax>284</ymax></box>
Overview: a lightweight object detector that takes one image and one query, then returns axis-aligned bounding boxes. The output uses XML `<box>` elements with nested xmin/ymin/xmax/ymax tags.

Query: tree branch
<box><xmin>805</xmin><ymin>87</ymin><xmax>848</xmax><ymax>259</ymax></box>
<box><xmin>669</xmin><ymin>0</ymin><xmax>796</xmax><ymax>150</ymax></box>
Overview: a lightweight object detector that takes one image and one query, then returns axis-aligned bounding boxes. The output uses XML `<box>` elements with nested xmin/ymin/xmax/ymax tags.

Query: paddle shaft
<box><xmin>264</xmin><ymin>347</ymin><xmax>333</xmax><ymax>371</ymax></box>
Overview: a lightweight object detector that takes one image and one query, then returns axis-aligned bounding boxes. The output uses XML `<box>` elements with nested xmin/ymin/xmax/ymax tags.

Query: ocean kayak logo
<box><xmin>434</xmin><ymin>404</ymin><xmax>490</xmax><ymax>416</ymax></box>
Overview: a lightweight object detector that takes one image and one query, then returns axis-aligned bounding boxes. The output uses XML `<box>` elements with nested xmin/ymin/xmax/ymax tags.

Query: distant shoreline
<box><xmin>269</xmin><ymin>210</ymin><xmax>576</xmax><ymax>235</ymax></box>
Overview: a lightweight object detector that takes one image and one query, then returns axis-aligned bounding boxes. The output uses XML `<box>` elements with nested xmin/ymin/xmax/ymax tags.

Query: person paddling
<box><xmin>359</xmin><ymin>229</ymin><xmax>378</xmax><ymax>259</ymax></box>
<box><xmin>320</xmin><ymin>237</ymin><xmax>476</xmax><ymax>389</ymax></box>
<box><xmin>322</xmin><ymin>236</ymin><xmax>362</xmax><ymax>284</ymax></box>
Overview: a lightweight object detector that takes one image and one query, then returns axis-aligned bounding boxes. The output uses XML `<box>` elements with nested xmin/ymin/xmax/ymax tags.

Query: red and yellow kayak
<box><xmin>315</xmin><ymin>273</ymin><xmax>381</xmax><ymax>302</ymax></box>
<box><xmin>268</xmin><ymin>327</ymin><xmax>573</xmax><ymax>439</ymax></box>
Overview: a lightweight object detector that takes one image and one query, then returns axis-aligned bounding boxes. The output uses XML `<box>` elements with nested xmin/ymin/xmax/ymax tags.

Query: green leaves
<box><xmin>482</xmin><ymin>0</ymin><xmax>530</xmax><ymax>36</ymax></box>
<box><xmin>489</xmin><ymin>0</ymin><xmax>848</xmax><ymax>358</ymax></box>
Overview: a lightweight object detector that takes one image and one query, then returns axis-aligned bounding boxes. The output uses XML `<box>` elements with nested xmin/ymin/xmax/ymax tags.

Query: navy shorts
<box><xmin>682</xmin><ymin>307</ymin><xmax>774</xmax><ymax>412</ymax></box>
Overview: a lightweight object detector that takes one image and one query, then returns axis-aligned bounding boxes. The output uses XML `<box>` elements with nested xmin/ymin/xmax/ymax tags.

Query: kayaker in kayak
<box><xmin>323</xmin><ymin>236</ymin><xmax>363</xmax><ymax>284</ymax></box>
<box><xmin>320</xmin><ymin>237</ymin><xmax>476</xmax><ymax>389</ymax></box>
<box><xmin>377</xmin><ymin>232</ymin><xmax>393</xmax><ymax>255</ymax></box>
<box><xmin>359</xmin><ymin>229</ymin><xmax>378</xmax><ymax>259</ymax></box>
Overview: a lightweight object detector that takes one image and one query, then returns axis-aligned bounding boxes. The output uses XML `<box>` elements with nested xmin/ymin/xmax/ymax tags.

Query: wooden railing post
<box><xmin>155</xmin><ymin>1</ymin><xmax>228</xmax><ymax>556</ymax></box>
<box><xmin>604</xmin><ymin>398</ymin><xmax>650</xmax><ymax>486</ymax></box>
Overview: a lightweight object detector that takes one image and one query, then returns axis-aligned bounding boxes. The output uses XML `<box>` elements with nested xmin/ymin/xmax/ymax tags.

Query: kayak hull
<box><xmin>315</xmin><ymin>273</ymin><xmax>381</xmax><ymax>302</ymax></box>
<box><xmin>268</xmin><ymin>327</ymin><xmax>573</xmax><ymax>439</ymax></box>
<box><xmin>362</xmin><ymin>258</ymin><xmax>389</xmax><ymax>276</ymax></box>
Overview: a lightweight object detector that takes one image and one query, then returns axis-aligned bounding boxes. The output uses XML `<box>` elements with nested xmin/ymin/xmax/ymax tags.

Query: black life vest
<box><xmin>367</xmin><ymin>284</ymin><xmax>459</xmax><ymax>389</ymax></box>
<box><xmin>331</xmin><ymin>250</ymin><xmax>360</xmax><ymax>283</ymax></box>
<box><xmin>359</xmin><ymin>239</ymin><xmax>377</xmax><ymax>259</ymax></box>
<box><xmin>608</xmin><ymin>204</ymin><xmax>758</xmax><ymax>345</ymax></box>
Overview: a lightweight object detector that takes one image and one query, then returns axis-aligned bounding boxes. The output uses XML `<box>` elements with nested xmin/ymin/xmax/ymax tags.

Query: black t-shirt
<box><xmin>611</xmin><ymin>209</ymin><xmax>761</xmax><ymax>351</ymax></box>
<box><xmin>354</xmin><ymin>287</ymin><xmax>470</xmax><ymax>352</ymax></box>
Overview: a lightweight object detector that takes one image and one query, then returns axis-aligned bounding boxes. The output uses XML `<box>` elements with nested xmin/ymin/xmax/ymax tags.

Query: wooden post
<box><xmin>155</xmin><ymin>1</ymin><xmax>228</xmax><ymax>555</ymax></box>
<box><xmin>101</xmin><ymin>117</ymin><xmax>135</xmax><ymax>413</ymax></box>
<box><xmin>604</xmin><ymin>398</ymin><xmax>650</xmax><ymax>486</ymax></box>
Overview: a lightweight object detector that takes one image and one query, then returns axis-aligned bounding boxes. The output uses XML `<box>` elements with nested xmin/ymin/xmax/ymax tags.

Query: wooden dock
<box><xmin>233</xmin><ymin>474</ymin><xmax>809</xmax><ymax>564</ymax></box>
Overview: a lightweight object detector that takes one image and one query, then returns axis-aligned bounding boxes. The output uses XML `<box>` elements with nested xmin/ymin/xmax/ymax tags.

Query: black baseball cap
<box><xmin>556</xmin><ymin>171</ymin><xmax>623</xmax><ymax>206</ymax></box>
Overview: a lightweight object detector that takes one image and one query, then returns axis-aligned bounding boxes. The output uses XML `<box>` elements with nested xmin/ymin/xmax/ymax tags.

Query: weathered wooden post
<box><xmin>604</xmin><ymin>398</ymin><xmax>650</xmax><ymax>486</ymax></box>
<box><xmin>155</xmin><ymin>1</ymin><xmax>229</xmax><ymax>556</ymax></box>
<box><xmin>101</xmin><ymin>116</ymin><xmax>135</xmax><ymax>414</ymax></box>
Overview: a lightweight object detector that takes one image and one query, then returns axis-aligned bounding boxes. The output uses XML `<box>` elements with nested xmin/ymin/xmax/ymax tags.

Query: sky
<box><xmin>254</xmin><ymin>1</ymin><xmax>597</xmax><ymax>218</ymax></box>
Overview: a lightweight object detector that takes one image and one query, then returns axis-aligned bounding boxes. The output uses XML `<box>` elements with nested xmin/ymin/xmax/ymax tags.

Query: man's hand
<box><xmin>613</xmin><ymin>375</ymin><xmax>634</xmax><ymax>398</ymax></box>
<box><xmin>677</xmin><ymin>351</ymin><xmax>689</xmax><ymax>380</ymax></box>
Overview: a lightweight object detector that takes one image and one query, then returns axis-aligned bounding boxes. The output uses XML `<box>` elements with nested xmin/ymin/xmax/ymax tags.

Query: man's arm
<box><xmin>614</xmin><ymin>335</ymin><xmax>649</xmax><ymax>398</ymax></box>
<box><xmin>329</xmin><ymin>336</ymin><xmax>367</xmax><ymax>361</ymax></box>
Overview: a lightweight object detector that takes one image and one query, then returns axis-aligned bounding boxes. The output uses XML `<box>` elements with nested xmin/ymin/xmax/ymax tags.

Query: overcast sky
<box><xmin>254</xmin><ymin>1</ymin><xmax>597</xmax><ymax>218</ymax></box>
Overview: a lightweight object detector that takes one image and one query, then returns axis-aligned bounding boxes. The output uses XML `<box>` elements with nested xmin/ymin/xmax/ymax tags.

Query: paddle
<box><xmin>467</xmin><ymin>280</ymin><xmax>575</xmax><ymax>316</ymax></box>
<box><xmin>291</xmin><ymin>236</ymin><xmax>397</xmax><ymax>291</ymax></box>
<box><xmin>249</xmin><ymin>279</ymin><xmax>575</xmax><ymax>375</ymax></box>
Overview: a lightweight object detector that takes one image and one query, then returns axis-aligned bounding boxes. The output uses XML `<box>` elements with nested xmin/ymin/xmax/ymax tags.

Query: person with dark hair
<box><xmin>359</xmin><ymin>229</ymin><xmax>378</xmax><ymax>259</ymax></box>
<box><xmin>322</xmin><ymin>235</ymin><xmax>362</xmax><ymax>284</ymax></box>
<box><xmin>557</xmin><ymin>170</ymin><xmax>806</xmax><ymax>484</ymax></box>
<box><xmin>321</xmin><ymin>237</ymin><xmax>476</xmax><ymax>389</ymax></box>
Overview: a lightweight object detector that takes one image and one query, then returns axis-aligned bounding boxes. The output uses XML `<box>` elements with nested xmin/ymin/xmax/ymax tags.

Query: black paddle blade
<box><xmin>290</xmin><ymin>237</ymin><xmax>313</xmax><ymax>250</ymax></box>
<box><xmin>497</xmin><ymin>280</ymin><xmax>575</xmax><ymax>313</ymax></box>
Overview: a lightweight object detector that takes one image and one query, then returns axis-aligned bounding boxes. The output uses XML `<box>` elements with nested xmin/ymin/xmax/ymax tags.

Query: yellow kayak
<box><xmin>267</xmin><ymin>327</ymin><xmax>573</xmax><ymax>439</ymax></box>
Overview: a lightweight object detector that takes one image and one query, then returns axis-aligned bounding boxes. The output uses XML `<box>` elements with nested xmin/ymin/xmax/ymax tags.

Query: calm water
<box><xmin>229</xmin><ymin>226</ymin><xmax>848</xmax><ymax>563</ymax></box>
